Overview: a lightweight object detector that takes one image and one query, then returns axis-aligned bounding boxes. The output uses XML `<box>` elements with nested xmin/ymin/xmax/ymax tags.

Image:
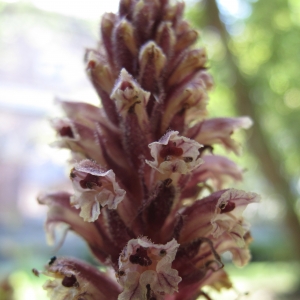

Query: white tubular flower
<box><xmin>70</xmin><ymin>160</ymin><xmax>126</xmax><ymax>222</ymax></box>
<box><xmin>51</xmin><ymin>118</ymin><xmax>79</xmax><ymax>141</ymax></box>
<box><xmin>39</xmin><ymin>257</ymin><xmax>120</xmax><ymax>300</ymax></box>
<box><xmin>211</xmin><ymin>189</ymin><xmax>260</xmax><ymax>247</ymax></box>
<box><xmin>146</xmin><ymin>131</ymin><xmax>203</xmax><ymax>174</ymax></box>
<box><xmin>117</xmin><ymin>237</ymin><xmax>181</xmax><ymax>300</ymax></box>
<box><xmin>111</xmin><ymin>68</ymin><xmax>150</xmax><ymax>117</ymax></box>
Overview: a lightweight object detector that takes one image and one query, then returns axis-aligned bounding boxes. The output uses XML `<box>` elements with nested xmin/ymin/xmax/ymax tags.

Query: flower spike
<box><xmin>36</xmin><ymin>0</ymin><xmax>259</xmax><ymax>299</ymax></box>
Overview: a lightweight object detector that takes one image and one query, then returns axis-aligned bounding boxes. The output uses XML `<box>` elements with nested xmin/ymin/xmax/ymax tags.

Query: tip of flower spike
<box><xmin>239</xmin><ymin>116</ymin><xmax>253</xmax><ymax>129</ymax></box>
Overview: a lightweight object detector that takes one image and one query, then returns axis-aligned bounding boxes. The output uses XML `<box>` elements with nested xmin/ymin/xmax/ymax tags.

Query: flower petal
<box><xmin>111</xmin><ymin>68</ymin><xmax>150</xmax><ymax>129</ymax></box>
<box><xmin>38</xmin><ymin>192</ymin><xmax>117</xmax><ymax>263</ymax></box>
<box><xmin>188</xmin><ymin>117</ymin><xmax>253</xmax><ymax>155</ymax></box>
<box><xmin>70</xmin><ymin>160</ymin><xmax>126</xmax><ymax>222</ymax></box>
<box><xmin>146</xmin><ymin>131</ymin><xmax>203</xmax><ymax>174</ymax></box>
<box><xmin>117</xmin><ymin>237</ymin><xmax>181</xmax><ymax>300</ymax></box>
<box><xmin>179</xmin><ymin>189</ymin><xmax>260</xmax><ymax>244</ymax></box>
<box><xmin>211</xmin><ymin>189</ymin><xmax>260</xmax><ymax>242</ymax></box>
<box><xmin>40</xmin><ymin>257</ymin><xmax>121</xmax><ymax>300</ymax></box>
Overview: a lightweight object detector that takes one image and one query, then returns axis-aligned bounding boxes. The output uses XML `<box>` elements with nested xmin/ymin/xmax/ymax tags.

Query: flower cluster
<box><xmin>34</xmin><ymin>0</ymin><xmax>260</xmax><ymax>299</ymax></box>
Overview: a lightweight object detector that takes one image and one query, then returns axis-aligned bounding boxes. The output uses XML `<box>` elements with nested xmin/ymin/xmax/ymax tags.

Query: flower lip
<box><xmin>70</xmin><ymin>159</ymin><xmax>126</xmax><ymax>222</ymax></box>
<box><xmin>51</xmin><ymin>118</ymin><xmax>79</xmax><ymax>141</ymax></box>
<box><xmin>117</xmin><ymin>237</ymin><xmax>181</xmax><ymax>299</ymax></box>
<box><xmin>110</xmin><ymin>68</ymin><xmax>150</xmax><ymax>116</ymax></box>
<box><xmin>146</xmin><ymin>130</ymin><xmax>203</xmax><ymax>174</ymax></box>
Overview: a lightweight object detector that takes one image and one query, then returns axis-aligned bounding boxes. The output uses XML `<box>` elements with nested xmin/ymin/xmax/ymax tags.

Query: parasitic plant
<box><xmin>34</xmin><ymin>0</ymin><xmax>260</xmax><ymax>299</ymax></box>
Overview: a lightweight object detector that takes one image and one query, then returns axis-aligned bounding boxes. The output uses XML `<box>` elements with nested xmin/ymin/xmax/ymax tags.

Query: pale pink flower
<box><xmin>146</xmin><ymin>130</ymin><xmax>203</xmax><ymax>174</ymax></box>
<box><xmin>70</xmin><ymin>160</ymin><xmax>126</xmax><ymax>222</ymax></box>
<box><xmin>117</xmin><ymin>238</ymin><xmax>181</xmax><ymax>300</ymax></box>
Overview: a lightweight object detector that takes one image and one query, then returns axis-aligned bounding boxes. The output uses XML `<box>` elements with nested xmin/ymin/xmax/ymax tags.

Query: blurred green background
<box><xmin>0</xmin><ymin>0</ymin><xmax>300</xmax><ymax>299</ymax></box>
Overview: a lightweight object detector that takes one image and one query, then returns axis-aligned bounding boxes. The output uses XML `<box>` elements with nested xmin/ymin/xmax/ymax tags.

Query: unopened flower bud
<box><xmin>138</xmin><ymin>41</ymin><xmax>166</xmax><ymax>92</ymax></box>
<box><xmin>167</xmin><ymin>48</ymin><xmax>207</xmax><ymax>87</ymax></box>
<box><xmin>86</xmin><ymin>50</ymin><xmax>115</xmax><ymax>94</ymax></box>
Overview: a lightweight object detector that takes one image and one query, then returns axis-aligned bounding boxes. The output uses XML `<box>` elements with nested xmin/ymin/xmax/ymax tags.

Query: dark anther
<box><xmin>160</xmin><ymin>249</ymin><xmax>166</xmax><ymax>256</ymax></box>
<box><xmin>118</xmin><ymin>270</ymin><xmax>125</xmax><ymax>276</ymax></box>
<box><xmin>128</xmin><ymin>101</ymin><xmax>142</xmax><ymax>113</ymax></box>
<box><xmin>62</xmin><ymin>275</ymin><xmax>78</xmax><ymax>288</ymax></box>
<box><xmin>219</xmin><ymin>201</ymin><xmax>235</xmax><ymax>214</ymax></box>
<box><xmin>129</xmin><ymin>247</ymin><xmax>152</xmax><ymax>266</ymax></box>
<box><xmin>183</xmin><ymin>157</ymin><xmax>193</xmax><ymax>162</ymax></box>
<box><xmin>79</xmin><ymin>173</ymin><xmax>102</xmax><ymax>189</ymax></box>
<box><xmin>146</xmin><ymin>284</ymin><xmax>157</xmax><ymax>300</ymax></box>
<box><xmin>197</xmin><ymin>145</ymin><xmax>213</xmax><ymax>159</ymax></box>
<box><xmin>59</xmin><ymin>126</ymin><xmax>74</xmax><ymax>138</ymax></box>
<box><xmin>219</xmin><ymin>202</ymin><xmax>226</xmax><ymax>209</ymax></box>
<box><xmin>163</xmin><ymin>178</ymin><xmax>172</xmax><ymax>187</ymax></box>
<box><xmin>48</xmin><ymin>256</ymin><xmax>56</xmax><ymax>265</ymax></box>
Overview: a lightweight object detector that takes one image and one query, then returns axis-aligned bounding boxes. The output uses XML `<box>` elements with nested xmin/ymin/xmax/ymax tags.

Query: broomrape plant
<box><xmin>33</xmin><ymin>0</ymin><xmax>260</xmax><ymax>299</ymax></box>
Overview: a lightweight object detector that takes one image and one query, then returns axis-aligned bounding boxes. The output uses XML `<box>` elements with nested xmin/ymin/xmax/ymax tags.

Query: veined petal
<box><xmin>51</xmin><ymin>117</ymin><xmax>106</xmax><ymax>165</ymax></box>
<box><xmin>188</xmin><ymin>155</ymin><xmax>243</xmax><ymax>191</ymax></box>
<box><xmin>162</xmin><ymin>73</ymin><xmax>210</xmax><ymax>133</ymax></box>
<box><xmin>117</xmin><ymin>237</ymin><xmax>181</xmax><ymax>300</ymax></box>
<box><xmin>39</xmin><ymin>257</ymin><xmax>120</xmax><ymax>300</ymax></box>
<box><xmin>179</xmin><ymin>189</ymin><xmax>260</xmax><ymax>244</ymax></box>
<box><xmin>167</xmin><ymin>48</ymin><xmax>207</xmax><ymax>88</ymax></box>
<box><xmin>213</xmin><ymin>231</ymin><xmax>252</xmax><ymax>267</ymax></box>
<box><xmin>111</xmin><ymin>68</ymin><xmax>150</xmax><ymax>113</ymax></box>
<box><xmin>111</xmin><ymin>68</ymin><xmax>150</xmax><ymax>131</ymax></box>
<box><xmin>211</xmin><ymin>189</ymin><xmax>260</xmax><ymax>242</ymax></box>
<box><xmin>70</xmin><ymin>160</ymin><xmax>126</xmax><ymax>222</ymax></box>
<box><xmin>57</xmin><ymin>99</ymin><xmax>103</xmax><ymax>126</ymax></box>
<box><xmin>188</xmin><ymin>117</ymin><xmax>253</xmax><ymax>155</ymax></box>
<box><xmin>146</xmin><ymin>131</ymin><xmax>203</xmax><ymax>174</ymax></box>
<box><xmin>37</xmin><ymin>192</ymin><xmax>112</xmax><ymax>263</ymax></box>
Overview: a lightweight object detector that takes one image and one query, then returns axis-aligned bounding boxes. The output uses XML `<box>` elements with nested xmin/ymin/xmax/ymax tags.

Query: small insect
<box><xmin>163</xmin><ymin>178</ymin><xmax>172</xmax><ymax>187</ymax></box>
<box><xmin>70</xmin><ymin>168</ymin><xmax>76</xmax><ymax>179</ymax></box>
<box><xmin>116</xmin><ymin>270</ymin><xmax>125</xmax><ymax>278</ymax></box>
<box><xmin>48</xmin><ymin>256</ymin><xmax>57</xmax><ymax>265</ymax></box>
<box><xmin>183</xmin><ymin>157</ymin><xmax>193</xmax><ymax>163</ymax></box>
<box><xmin>32</xmin><ymin>268</ymin><xmax>39</xmax><ymax>277</ymax></box>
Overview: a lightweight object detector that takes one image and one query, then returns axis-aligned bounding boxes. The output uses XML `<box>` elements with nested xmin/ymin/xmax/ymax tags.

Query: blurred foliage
<box><xmin>186</xmin><ymin>0</ymin><xmax>300</xmax><ymax>261</ymax></box>
<box><xmin>188</xmin><ymin>0</ymin><xmax>300</xmax><ymax>178</ymax></box>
